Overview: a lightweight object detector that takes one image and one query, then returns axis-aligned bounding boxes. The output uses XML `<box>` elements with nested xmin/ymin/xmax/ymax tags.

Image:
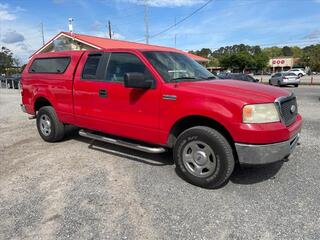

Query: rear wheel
<box><xmin>36</xmin><ymin>106</ymin><xmax>65</xmax><ymax>142</ymax></box>
<box><xmin>173</xmin><ymin>126</ymin><xmax>235</xmax><ymax>188</ymax></box>
<box><xmin>294</xmin><ymin>84</ymin><xmax>299</xmax><ymax>87</ymax></box>
<box><xmin>298</xmin><ymin>73</ymin><xmax>303</xmax><ymax>78</ymax></box>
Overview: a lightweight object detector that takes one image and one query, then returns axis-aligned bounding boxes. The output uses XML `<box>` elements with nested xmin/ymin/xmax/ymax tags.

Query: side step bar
<box><xmin>79</xmin><ymin>129</ymin><xmax>166</xmax><ymax>154</ymax></box>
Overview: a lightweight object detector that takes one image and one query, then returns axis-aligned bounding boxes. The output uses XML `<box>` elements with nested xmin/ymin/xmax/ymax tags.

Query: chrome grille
<box><xmin>277</xmin><ymin>95</ymin><xmax>298</xmax><ymax>126</ymax></box>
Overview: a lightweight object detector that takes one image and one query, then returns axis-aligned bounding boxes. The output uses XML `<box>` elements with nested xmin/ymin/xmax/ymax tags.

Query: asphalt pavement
<box><xmin>0</xmin><ymin>86</ymin><xmax>319</xmax><ymax>240</ymax></box>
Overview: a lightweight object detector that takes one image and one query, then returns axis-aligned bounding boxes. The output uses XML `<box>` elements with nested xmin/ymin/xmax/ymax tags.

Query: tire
<box><xmin>269</xmin><ymin>80</ymin><xmax>272</xmax><ymax>85</ymax></box>
<box><xmin>36</xmin><ymin>106</ymin><xmax>65</xmax><ymax>142</ymax></box>
<box><xmin>298</xmin><ymin>73</ymin><xmax>303</xmax><ymax>78</ymax></box>
<box><xmin>294</xmin><ymin>84</ymin><xmax>298</xmax><ymax>88</ymax></box>
<box><xmin>173</xmin><ymin>126</ymin><xmax>235</xmax><ymax>188</ymax></box>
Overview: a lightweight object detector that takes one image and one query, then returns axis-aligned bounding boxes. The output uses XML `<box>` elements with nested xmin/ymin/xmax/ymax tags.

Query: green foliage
<box><xmin>0</xmin><ymin>46</ymin><xmax>20</xmax><ymax>74</ymax></box>
<box><xmin>300</xmin><ymin>44</ymin><xmax>320</xmax><ymax>72</ymax></box>
<box><xmin>212</xmin><ymin>44</ymin><xmax>266</xmax><ymax>71</ymax></box>
<box><xmin>262</xmin><ymin>47</ymin><xmax>283</xmax><ymax>58</ymax></box>
<box><xmin>253</xmin><ymin>52</ymin><xmax>269</xmax><ymax>70</ymax></box>
<box><xmin>282</xmin><ymin>46</ymin><xmax>293</xmax><ymax>56</ymax></box>
<box><xmin>190</xmin><ymin>45</ymin><xmax>315</xmax><ymax>71</ymax></box>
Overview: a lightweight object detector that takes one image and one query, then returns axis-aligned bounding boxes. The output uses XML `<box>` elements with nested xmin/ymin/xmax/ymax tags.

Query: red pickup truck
<box><xmin>21</xmin><ymin>49</ymin><xmax>302</xmax><ymax>188</ymax></box>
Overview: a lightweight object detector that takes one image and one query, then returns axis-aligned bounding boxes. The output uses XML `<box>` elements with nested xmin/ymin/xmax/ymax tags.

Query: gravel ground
<box><xmin>0</xmin><ymin>86</ymin><xmax>319</xmax><ymax>240</ymax></box>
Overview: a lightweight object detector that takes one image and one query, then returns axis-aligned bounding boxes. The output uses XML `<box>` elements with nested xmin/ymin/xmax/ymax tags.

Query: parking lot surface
<box><xmin>0</xmin><ymin>86</ymin><xmax>319</xmax><ymax>240</ymax></box>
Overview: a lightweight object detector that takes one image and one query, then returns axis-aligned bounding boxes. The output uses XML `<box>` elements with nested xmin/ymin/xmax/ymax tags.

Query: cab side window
<box><xmin>82</xmin><ymin>54</ymin><xmax>102</xmax><ymax>80</ymax></box>
<box><xmin>105</xmin><ymin>53</ymin><xmax>154</xmax><ymax>82</ymax></box>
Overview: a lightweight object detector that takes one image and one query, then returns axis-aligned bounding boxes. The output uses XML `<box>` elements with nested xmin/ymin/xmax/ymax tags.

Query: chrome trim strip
<box><xmin>162</xmin><ymin>95</ymin><xmax>177</xmax><ymax>101</ymax></box>
<box><xmin>79</xmin><ymin>129</ymin><xmax>166</xmax><ymax>154</ymax></box>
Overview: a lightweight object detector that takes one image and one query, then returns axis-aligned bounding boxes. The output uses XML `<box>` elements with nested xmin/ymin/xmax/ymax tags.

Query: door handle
<box><xmin>99</xmin><ymin>89</ymin><xmax>107</xmax><ymax>98</ymax></box>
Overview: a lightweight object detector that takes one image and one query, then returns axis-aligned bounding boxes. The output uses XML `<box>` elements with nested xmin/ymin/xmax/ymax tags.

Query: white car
<box><xmin>287</xmin><ymin>68</ymin><xmax>306</xmax><ymax>78</ymax></box>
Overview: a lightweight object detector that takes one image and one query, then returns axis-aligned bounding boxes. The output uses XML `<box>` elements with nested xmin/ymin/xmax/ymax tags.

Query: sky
<box><xmin>1</xmin><ymin>0</ymin><xmax>320</xmax><ymax>63</ymax></box>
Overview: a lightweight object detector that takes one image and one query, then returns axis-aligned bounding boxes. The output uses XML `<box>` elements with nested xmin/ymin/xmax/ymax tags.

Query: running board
<box><xmin>79</xmin><ymin>129</ymin><xmax>166</xmax><ymax>154</ymax></box>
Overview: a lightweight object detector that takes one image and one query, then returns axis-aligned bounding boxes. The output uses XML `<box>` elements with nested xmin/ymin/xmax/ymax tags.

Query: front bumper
<box><xmin>235</xmin><ymin>133</ymin><xmax>300</xmax><ymax>165</ymax></box>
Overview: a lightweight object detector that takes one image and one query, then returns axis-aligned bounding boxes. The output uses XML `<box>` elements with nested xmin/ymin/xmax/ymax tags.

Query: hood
<box><xmin>176</xmin><ymin>79</ymin><xmax>290</xmax><ymax>104</ymax></box>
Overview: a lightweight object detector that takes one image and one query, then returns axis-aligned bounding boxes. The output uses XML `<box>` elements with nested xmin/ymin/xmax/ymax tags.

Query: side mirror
<box><xmin>124</xmin><ymin>72</ymin><xmax>154</xmax><ymax>89</ymax></box>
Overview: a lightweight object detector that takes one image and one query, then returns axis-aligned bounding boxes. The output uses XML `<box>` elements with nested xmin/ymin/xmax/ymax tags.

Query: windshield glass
<box><xmin>143</xmin><ymin>51</ymin><xmax>216</xmax><ymax>82</ymax></box>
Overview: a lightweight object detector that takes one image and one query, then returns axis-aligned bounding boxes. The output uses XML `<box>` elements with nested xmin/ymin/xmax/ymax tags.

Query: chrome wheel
<box><xmin>182</xmin><ymin>141</ymin><xmax>217</xmax><ymax>177</ymax></box>
<box><xmin>39</xmin><ymin>114</ymin><xmax>51</xmax><ymax>136</ymax></box>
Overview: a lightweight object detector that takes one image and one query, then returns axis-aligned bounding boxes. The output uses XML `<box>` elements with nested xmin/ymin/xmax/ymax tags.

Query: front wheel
<box><xmin>36</xmin><ymin>106</ymin><xmax>65</xmax><ymax>142</ymax></box>
<box><xmin>173</xmin><ymin>126</ymin><xmax>235</xmax><ymax>188</ymax></box>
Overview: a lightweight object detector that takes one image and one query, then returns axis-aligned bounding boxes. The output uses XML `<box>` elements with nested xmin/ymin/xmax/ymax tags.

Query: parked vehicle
<box><xmin>287</xmin><ymin>68</ymin><xmax>306</xmax><ymax>78</ymax></box>
<box><xmin>269</xmin><ymin>72</ymin><xmax>300</xmax><ymax>87</ymax></box>
<box><xmin>21</xmin><ymin>50</ymin><xmax>302</xmax><ymax>188</ymax></box>
<box><xmin>217</xmin><ymin>73</ymin><xmax>259</xmax><ymax>82</ymax></box>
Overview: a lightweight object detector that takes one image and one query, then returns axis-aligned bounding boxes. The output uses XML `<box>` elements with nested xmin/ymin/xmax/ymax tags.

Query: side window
<box><xmin>82</xmin><ymin>54</ymin><xmax>102</xmax><ymax>80</ymax></box>
<box><xmin>105</xmin><ymin>53</ymin><xmax>153</xmax><ymax>82</ymax></box>
<box><xmin>29</xmin><ymin>57</ymin><xmax>70</xmax><ymax>73</ymax></box>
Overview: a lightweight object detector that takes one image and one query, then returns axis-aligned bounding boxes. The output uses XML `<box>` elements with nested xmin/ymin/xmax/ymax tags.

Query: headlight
<box><xmin>243</xmin><ymin>103</ymin><xmax>280</xmax><ymax>123</ymax></box>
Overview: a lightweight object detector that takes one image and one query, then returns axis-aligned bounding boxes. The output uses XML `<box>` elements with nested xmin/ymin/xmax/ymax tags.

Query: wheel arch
<box><xmin>34</xmin><ymin>96</ymin><xmax>53</xmax><ymax>112</ymax></box>
<box><xmin>167</xmin><ymin>115</ymin><xmax>235</xmax><ymax>149</ymax></box>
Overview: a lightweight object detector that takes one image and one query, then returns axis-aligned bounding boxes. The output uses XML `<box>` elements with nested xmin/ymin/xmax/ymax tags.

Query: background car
<box><xmin>217</xmin><ymin>73</ymin><xmax>260</xmax><ymax>82</ymax></box>
<box><xmin>287</xmin><ymin>68</ymin><xmax>306</xmax><ymax>78</ymax></box>
<box><xmin>269</xmin><ymin>72</ymin><xmax>300</xmax><ymax>87</ymax></box>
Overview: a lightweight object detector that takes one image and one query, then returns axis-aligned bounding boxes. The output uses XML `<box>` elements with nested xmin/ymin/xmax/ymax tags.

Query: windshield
<box><xmin>143</xmin><ymin>51</ymin><xmax>216</xmax><ymax>82</ymax></box>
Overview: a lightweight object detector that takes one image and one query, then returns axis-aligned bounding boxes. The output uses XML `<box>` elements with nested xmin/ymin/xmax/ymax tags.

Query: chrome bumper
<box><xmin>235</xmin><ymin>134</ymin><xmax>300</xmax><ymax>165</ymax></box>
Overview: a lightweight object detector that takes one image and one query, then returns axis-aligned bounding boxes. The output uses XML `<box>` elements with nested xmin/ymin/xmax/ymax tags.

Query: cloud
<box><xmin>0</xmin><ymin>3</ymin><xmax>16</xmax><ymax>20</ymax></box>
<box><xmin>122</xmin><ymin>0</ymin><xmax>205</xmax><ymax>7</ymax></box>
<box><xmin>303</xmin><ymin>29</ymin><xmax>320</xmax><ymax>39</ymax></box>
<box><xmin>113</xmin><ymin>32</ymin><xmax>125</xmax><ymax>40</ymax></box>
<box><xmin>2</xmin><ymin>31</ymin><xmax>25</xmax><ymax>43</ymax></box>
<box><xmin>92</xmin><ymin>20</ymin><xmax>103</xmax><ymax>31</ymax></box>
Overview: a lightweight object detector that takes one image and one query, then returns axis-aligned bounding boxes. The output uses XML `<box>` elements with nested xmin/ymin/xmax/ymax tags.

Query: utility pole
<box><xmin>144</xmin><ymin>0</ymin><xmax>149</xmax><ymax>44</ymax></box>
<box><xmin>40</xmin><ymin>22</ymin><xmax>45</xmax><ymax>46</ymax></box>
<box><xmin>108</xmin><ymin>20</ymin><xmax>112</xmax><ymax>39</ymax></box>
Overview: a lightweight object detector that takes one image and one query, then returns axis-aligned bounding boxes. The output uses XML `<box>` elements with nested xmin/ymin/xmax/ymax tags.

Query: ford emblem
<box><xmin>290</xmin><ymin>105</ymin><xmax>296</xmax><ymax>113</ymax></box>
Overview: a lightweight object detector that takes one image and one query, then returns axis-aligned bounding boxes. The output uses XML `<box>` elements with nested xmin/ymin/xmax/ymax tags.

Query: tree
<box><xmin>291</xmin><ymin>46</ymin><xmax>303</xmax><ymax>58</ymax></box>
<box><xmin>282</xmin><ymin>46</ymin><xmax>293</xmax><ymax>56</ymax></box>
<box><xmin>262</xmin><ymin>47</ymin><xmax>282</xmax><ymax>58</ymax></box>
<box><xmin>189</xmin><ymin>48</ymin><xmax>212</xmax><ymax>58</ymax></box>
<box><xmin>300</xmin><ymin>44</ymin><xmax>320</xmax><ymax>72</ymax></box>
<box><xmin>253</xmin><ymin>52</ymin><xmax>269</xmax><ymax>70</ymax></box>
<box><xmin>219</xmin><ymin>51</ymin><xmax>254</xmax><ymax>72</ymax></box>
<box><xmin>0</xmin><ymin>46</ymin><xmax>15</xmax><ymax>73</ymax></box>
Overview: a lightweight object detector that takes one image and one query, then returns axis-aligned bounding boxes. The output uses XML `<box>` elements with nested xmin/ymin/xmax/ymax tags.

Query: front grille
<box><xmin>278</xmin><ymin>95</ymin><xmax>298</xmax><ymax>126</ymax></box>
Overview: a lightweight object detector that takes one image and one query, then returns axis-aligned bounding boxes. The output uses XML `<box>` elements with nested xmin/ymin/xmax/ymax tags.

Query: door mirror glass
<box><xmin>124</xmin><ymin>72</ymin><xmax>154</xmax><ymax>89</ymax></box>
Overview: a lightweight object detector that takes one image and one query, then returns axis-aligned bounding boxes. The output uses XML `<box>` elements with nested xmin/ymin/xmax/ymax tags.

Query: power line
<box><xmin>135</xmin><ymin>0</ymin><xmax>214</xmax><ymax>42</ymax></box>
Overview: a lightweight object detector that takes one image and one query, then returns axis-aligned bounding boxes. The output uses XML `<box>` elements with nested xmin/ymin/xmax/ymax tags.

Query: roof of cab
<box><xmin>31</xmin><ymin>31</ymin><xmax>209</xmax><ymax>62</ymax></box>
